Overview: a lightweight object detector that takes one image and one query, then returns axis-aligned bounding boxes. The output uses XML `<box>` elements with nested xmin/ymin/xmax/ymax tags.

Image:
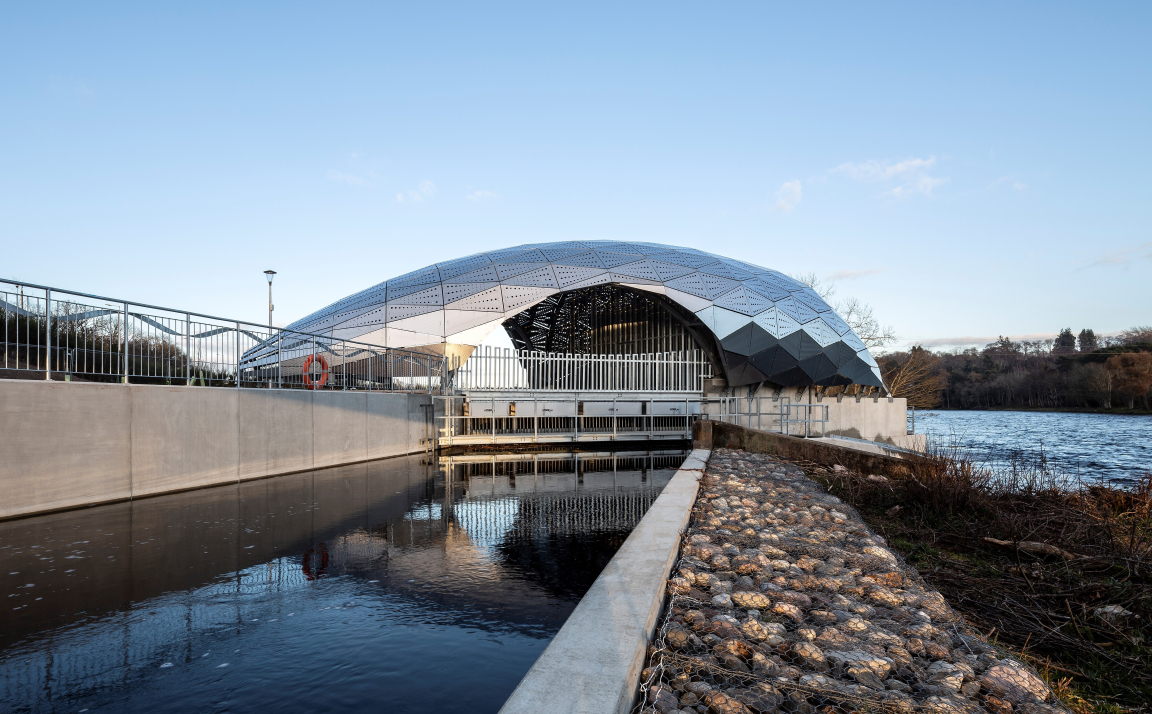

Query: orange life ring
<box><xmin>302</xmin><ymin>354</ymin><xmax>330</xmax><ymax>389</ymax></box>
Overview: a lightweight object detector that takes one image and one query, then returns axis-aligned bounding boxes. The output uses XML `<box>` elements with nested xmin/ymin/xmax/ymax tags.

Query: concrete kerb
<box><xmin>498</xmin><ymin>448</ymin><xmax>710</xmax><ymax>714</ymax></box>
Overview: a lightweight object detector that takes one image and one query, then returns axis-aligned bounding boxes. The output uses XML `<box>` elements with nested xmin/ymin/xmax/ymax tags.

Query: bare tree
<box><xmin>1080</xmin><ymin>363</ymin><xmax>1114</xmax><ymax>409</ymax></box>
<box><xmin>837</xmin><ymin>297</ymin><xmax>897</xmax><ymax>350</ymax></box>
<box><xmin>791</xmin><ymin>273</ymin><xmax>896</xmax><ymax>350</ymax></box>
<box><xmin>879</xmin><ymin>346</ymin><xmax>943</xmax><ymax>407</ymax></box>
<box><xmin>791</xmin><ymin>272</ymin><xmax>835</xmax><ymax>301</ymax></box>
<box><xmin>1120</xmin><ymin>325</ymin><xmax>1152</xmax><ymax>345</ymax></box>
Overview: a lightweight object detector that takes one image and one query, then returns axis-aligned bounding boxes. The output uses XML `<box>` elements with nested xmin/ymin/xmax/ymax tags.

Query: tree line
<box><xmin>879</xmin><ymin>326</ymin><xmax>1152</xmax><ymax>411</ymax></box>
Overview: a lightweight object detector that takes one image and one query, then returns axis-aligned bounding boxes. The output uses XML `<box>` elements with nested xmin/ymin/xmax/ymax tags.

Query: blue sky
<box><xmin>2</xmin><ymin>2</ymin><xmax>1149</xmax><ymax>351</ymax></box>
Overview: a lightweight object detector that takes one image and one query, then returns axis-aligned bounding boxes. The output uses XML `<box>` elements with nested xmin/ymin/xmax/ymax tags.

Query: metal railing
<box><xmin>451</xmin><ymin>345</ymin><xmax>713</xmax><ymax>393</ymax></box>
<box><xmin>713</xmin><ymin>396</ymin><xmax>829</xmax><ymax>438</ymax></box>
<box><xmin>1</xmin><ymin>279</ymin><xmax>443</xmax><ymax>392</ymax></box>
<box><xmin>436</xmin><ymin>394</ymin><xmax>832</xmax><ymax>446</ymax></box>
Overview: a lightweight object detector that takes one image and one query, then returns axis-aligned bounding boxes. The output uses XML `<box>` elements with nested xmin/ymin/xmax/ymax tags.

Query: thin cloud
<box><xmin>1080</xmin><ymin>242</ymin><xmax>1152</xmax><ymax>269</ymax></box>
<box><xmin>396</xmin><ymin>180</ymin><xmax>437</xmax><ymax>203</ymax></box>
<box><xmin>466</xmin><ymin>189</ymin><xmax>497</xmax><ymax>201</ymax></box>
<box><xmin>825</xmin><ymin>268</ymin><xmax>883</xmax><ymax>281</ymax></box>
<box><xmin>886</xmin><ymin>175</ymin><xmax>948</xmax><ymax>197</ymax></box>
<box><xmin>326</xmin><ymin>170</ymin><xmax>373</xmax><ymax>187</ymax></box>
<box><xmin>770</xmin><ymin>180</ymin><xmax>802</xmax><ymax>212</ymax></box>
<box><xmin>989</xmin><ymin>175</ymin><xmax>1027</xmax><ymax>192</ymax></box>
<box><xmin>902</xmin><ymin>330</ymin><xmax>1126</xmax><ymax>352</ymax></box>
<box><xmin>911</xmin><ymin>333</ymin><xmax>1058</xmax><ymax>349</ymax></box>
<box><xmin>831</xmin><ymin>156</ymin><xmax>946</xmax><ymax>197</ymax></box>
<box><xmin>833</xmin><ymin>157</ymin><xmax>936</xmax><ymax>181</ymax></box>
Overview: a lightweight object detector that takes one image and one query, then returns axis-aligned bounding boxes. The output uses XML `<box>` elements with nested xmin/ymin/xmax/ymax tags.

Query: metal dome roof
<box><xmin>288</xmin><ymin>241</ymin><xmax>884</xmax><ymax>388</ymax></box>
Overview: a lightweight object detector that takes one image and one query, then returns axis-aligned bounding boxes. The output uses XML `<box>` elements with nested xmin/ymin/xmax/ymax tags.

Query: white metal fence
<box><xmin>451</xmin><ymin>346</ymin><xmax>714</xmax><ymax>393</ymax></box>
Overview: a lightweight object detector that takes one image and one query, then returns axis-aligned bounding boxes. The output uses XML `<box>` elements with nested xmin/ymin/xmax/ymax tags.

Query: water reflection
<box><xmin>0</xmin><ymin>450</ymin><xmax>684</xmax><ymax>713</ymax></box>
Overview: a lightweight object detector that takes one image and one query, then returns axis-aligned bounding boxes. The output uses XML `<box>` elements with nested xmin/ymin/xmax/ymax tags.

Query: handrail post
<box><xmin>276</xmin><ymin>330</ymin><xmax>282</xmax><ymax>390</ymax></box>
<box><xmin>122</xmin><ymin>301</ymin><xmax>129</xmax><ymax>384</ymax></box>
<box><xmin>44</xmin><ymin>288</ymin><xmax>51</xmax><ymax>380</ymax></box>
<box><xmin>235</xmin><ymin>322</ymin><xmax>241</xmax><ymax>388</ymax></box>
<box><xmin>185</xmin><ymin>313</ymin><xmax>192</xmax><ymax>386</ymax></box>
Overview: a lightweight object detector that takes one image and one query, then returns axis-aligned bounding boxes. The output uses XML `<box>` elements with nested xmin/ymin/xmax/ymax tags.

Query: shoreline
<box><xmin>920</xmin><ymin>406</ymin><xmax>1152</xmax><ymax>416</ymax></box>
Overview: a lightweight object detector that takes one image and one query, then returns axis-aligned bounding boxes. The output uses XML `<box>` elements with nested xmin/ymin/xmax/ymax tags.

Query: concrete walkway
<box><xmin>498</xmin><ymin>448</ymin><xmax>710</xmax><ymax>714</ymax></box>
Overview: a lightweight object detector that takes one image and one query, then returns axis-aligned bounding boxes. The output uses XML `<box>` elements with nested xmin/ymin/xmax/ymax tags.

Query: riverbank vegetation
<box><xmin>807</xmin><ymin>447</ymin><xmax>1152</xmax><ymax>713</ymax></box>
<box><xmin>879</xmin><ymin>327</ymin><xmax>1152</xmax><ymax>411</ymax></box>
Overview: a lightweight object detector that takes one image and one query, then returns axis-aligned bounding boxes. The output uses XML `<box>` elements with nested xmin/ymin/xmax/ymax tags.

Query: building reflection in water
<box><xmin>0</xmin><ymin>450</ymin><xmax>684</xmax><ymax>714</ymax></box>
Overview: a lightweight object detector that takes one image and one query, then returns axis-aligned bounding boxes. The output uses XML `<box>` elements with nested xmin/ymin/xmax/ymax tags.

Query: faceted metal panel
<box><xmin>611</xmin><ymin>260</ymin><xmax>661</xmax><ymax>282</ymax></box>
<box><xmin>500</xmin><ymin>285</ymin><xmax>558</xmax><ymax>313</ymax></box>
<box><xmin>551</xmin><ymin>252</ymin><xmax>605</xmax><ymax>269</ymax></box>
<box><xmin>504</xmin><ymin>266</ymin><xmax>559</xmax><ymax>288</ymax></box>
<box><xmin>552</xmin><ymin>265</ymin><xmax>606</xmax><ymax>287</ymax></box>
<box><xmin>649</xmin><ymin>260</ymin><xmax>697</xmax><ymax>281</ymax></box>
<box><xmin>435</xmin><ymin>254</ymin><xmax>493</xmax><ymax>281</ymax></box>
<box><xmin>597</xmin><ymin>251</ymin><xmax>646</xmax><ymax>268</ymax></box>
<box><xmin>442</xmin><ymin>282</ymin><xmax>497</xmax><ymax>304</ymax></box>
<box><xmin>493</xmin><ymin>262</ymin><xmax>546</xmax><ymax>280</ymax></box>
<box><xmin>287</xmin><ymin>240</ymin><xmax>885</xmax><ymax>388</ymax></box>
<box><xmin>713</xmin><ymin>285</ymin><xmax>773</xmax><ymax>317</ymax></box>
<box><xmin>449</xmin><ymin>264</ymin><xmax>501</xmax><ymax>284</ymax></box>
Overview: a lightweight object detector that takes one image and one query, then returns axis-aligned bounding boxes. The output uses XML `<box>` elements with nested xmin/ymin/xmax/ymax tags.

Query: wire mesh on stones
<box><xmin>636</xmin><ymin>448</ymin><xmax>1068</xmax><ymax>714</ymax></box>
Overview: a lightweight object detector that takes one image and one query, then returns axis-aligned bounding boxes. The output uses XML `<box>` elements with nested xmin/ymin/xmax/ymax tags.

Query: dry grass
<box><xmin>805</xmin><ymin>445</ymin><xmax>1152</xmax><ymax>713</ymax></box>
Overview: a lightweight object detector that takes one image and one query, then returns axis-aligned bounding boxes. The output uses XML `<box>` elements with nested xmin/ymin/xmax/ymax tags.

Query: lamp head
<box><xmin>264</xmin><ymin>270</ymin><xmax>277</xmax><ymax>284</ymax></box>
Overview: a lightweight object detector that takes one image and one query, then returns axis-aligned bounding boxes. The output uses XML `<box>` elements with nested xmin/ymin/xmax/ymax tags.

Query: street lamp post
<box><xmin>264</xmin><ymin>270</ymin><xmax>277</xmax><ymax>389</ymax></box>
<box><xmin>264</xmin><ymin>270</ymin><xmax>276</xmax><ymax>328</ymax></box>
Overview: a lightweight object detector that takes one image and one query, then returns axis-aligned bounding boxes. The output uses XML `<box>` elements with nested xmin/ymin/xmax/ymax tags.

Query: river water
<box><xmin>913</xmin><ymin>410</ymin><xmax>1152</xmax><ymax>486</ymax></box>
<box><xmin>0</xmin><ymin>450</ymin><xmax>684</xmax><ymax>713</ymax></box>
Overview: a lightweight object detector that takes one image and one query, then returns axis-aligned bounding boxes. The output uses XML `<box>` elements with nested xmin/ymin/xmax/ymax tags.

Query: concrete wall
<box><xmin>0</xmin><ymin>379</ymin><xmax>434</xmax><ymax>520</ymax></box>
<box><xmin>700</xmin><ymin>385</ymin><xmax>913</xmax><ymax>446</ymax></box>
<box><xmin>822</xmin><ymin>395</ymin><xmax>910</xmax><ymax>445</ymax></box>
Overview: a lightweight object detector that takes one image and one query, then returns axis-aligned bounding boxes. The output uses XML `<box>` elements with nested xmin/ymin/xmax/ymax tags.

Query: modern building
<box><xmin>286</xmin><ymin>240</ymin><xmax>885</xmax><ymax>392</ymax></box>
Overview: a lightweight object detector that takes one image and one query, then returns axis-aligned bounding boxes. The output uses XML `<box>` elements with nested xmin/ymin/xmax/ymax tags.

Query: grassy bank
<box><xmin>803</xmin><ymin>447</ymin><xmax>1151</xmax><ymax>713</ymax></box>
